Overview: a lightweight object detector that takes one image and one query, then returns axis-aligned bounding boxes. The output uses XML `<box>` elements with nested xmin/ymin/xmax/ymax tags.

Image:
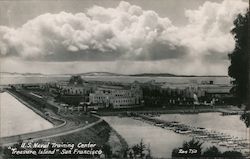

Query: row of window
<box><xmin>112</xmin><ymin>99</ymin><xmax>135</xmax><ymax>104</ymax></box>
<box><xmin>92</xmin><ymin>98</ymin><xmax>136</xmax><ymax>104</ymax></box>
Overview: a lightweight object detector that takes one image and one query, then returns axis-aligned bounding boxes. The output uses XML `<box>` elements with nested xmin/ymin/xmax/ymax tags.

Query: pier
<box><xmin>219</xmin><ymin>109</ymin><xmax>249</xmax><ymax>116</ymax></box>
<box><xmin>130</xmin><ymin>112</ymin><xmax>250</xmax><ymax>157</ymax></box>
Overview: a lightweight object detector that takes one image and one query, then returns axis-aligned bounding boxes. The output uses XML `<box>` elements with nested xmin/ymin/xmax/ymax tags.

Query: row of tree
<box><xmin>172</xmin><ymin>139</ymin><xmax>244</xmax><ymax>158</ymax></box>
<box><xmin>106</xmin><ymin>138</ymin><xmax>244</xmax><ymax>158</ymax></box>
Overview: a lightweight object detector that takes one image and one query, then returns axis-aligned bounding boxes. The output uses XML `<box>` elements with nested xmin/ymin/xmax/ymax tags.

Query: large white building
<box><xmin>89</xmin><ymin>84</ymin><xmax>142</xmax><ymax>109</ymax></box>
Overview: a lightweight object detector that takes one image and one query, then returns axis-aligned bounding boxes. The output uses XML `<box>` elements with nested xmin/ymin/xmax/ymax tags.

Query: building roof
<box><xmin>68</xmin><ymin>75</ymin><xmax>85</xmax><ymax>85</ymax></box>
<box><xmin>98</xmin><ymin>85</ymin><xmax>129</xmax><ymax>90</ymax></box>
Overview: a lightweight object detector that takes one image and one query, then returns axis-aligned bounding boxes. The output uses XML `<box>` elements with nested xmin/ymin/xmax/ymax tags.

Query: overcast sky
<box><xmin>0</xmin><ymin>0</ymin><xmax>248</xmax><ymax>75</ymax></box>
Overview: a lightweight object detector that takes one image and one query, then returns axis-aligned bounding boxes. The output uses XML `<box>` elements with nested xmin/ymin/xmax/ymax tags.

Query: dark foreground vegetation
<box><xmin>228</xmin><ymin>10</ymin><xmax>249</xmax><ymax>128</ymax></box>
<box><xmin>172</xmin><ymin>139</ymin><xmax>245</xmax><ymax>159</ymax></box>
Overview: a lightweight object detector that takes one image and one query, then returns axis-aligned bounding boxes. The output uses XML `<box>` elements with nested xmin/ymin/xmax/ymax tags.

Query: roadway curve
<box><xmin>1</xmin><ymin>117</ymin><xmax>103</xmax><ymax>147</ymax></box>
<box><xmin>0</xmin><ymin>90</ymin><xmax>103</xmax><ymax>147</ymax></box>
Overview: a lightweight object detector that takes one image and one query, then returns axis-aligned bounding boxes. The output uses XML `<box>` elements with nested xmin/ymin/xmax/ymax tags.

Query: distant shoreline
<box><xmin>0</xmin><ymin>71</ymin><xmax>229</xmax><ymax>78</ymax></box>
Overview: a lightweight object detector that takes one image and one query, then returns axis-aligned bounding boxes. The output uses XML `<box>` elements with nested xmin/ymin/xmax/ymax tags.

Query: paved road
<box><xmin>0</xmin><ymin>91</ymin><xmax>102</xmax><ymax>147</ymax></box>
<box><xmin>1</xmin><ymin>117</ymin><xmax>103</xmax><ymax>146</ymax></box>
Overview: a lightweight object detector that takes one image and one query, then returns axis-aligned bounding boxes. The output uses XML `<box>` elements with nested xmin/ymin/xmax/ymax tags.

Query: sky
<box><xmin>0</xmin><ymin>0</ymin><xmax>248</xmax><ymax>75</ymax></box>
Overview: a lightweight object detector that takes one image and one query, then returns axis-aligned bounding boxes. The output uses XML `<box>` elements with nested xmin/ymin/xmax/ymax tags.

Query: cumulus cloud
<box><xmin>179</xmin><ymin>0</ymin><xmax>248</xmax><ymax>59</ymax></box>
<box><xmin>0</xmin><ymin>0</ymin><xmax>248</xmax><ymax>62</ymax></box>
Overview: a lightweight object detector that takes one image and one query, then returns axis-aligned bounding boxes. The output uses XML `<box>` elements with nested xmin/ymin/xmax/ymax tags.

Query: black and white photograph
<box><xmin>0</xmin><ymin>0</ymin><xmax>249</xmax><ymax>158</ymax></box>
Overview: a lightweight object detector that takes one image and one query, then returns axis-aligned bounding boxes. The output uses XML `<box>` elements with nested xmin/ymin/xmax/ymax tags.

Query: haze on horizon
<box><xmin>0</xmin><ymin>0</ymin><xmax>248</xmax><ymax>75</ymax></box>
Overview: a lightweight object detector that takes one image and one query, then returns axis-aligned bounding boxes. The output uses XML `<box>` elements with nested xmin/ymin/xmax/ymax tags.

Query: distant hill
<box><xmin>1</xmin><ymin>71</ymin><xmax>228</xmax><ymax>77</ymax></box>
<box><xmin>76</xmin><ymin>72</ymin><xmax>125</xmax><ymax>76</ymax></box>
<box><xmin>130</xmin><ymin>73</ymin><xmax>177</xmax><ymax>77</ymax></box>
<box><xmin>0</xmin><ymin>72</ymin><xmax>44</xmax><ymax>76</ymax></box>
<box><xmin>129</xmin><ymin>73</ymin><xmax>228</xmax><ymax>77</ymax></box>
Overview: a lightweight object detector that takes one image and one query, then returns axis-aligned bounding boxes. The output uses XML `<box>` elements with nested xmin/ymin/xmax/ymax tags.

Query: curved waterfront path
<box><xmin>0</xmin><ymin>90</ymin><xmax>103</xmax><ymax>147</ymax></box>
<box><xmin>0</xmin><ymin>116</ymin><xmax>103</xmax><ymax>146</ymax></box>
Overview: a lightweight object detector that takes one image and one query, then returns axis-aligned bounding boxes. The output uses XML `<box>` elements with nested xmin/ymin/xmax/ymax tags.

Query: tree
<box><xmin>172</xmin><ymin>141</ymin><xmax>244</xmax><ymax>158</ymax></box>
<box><xmin>145</xmin><ymin>144</ymin><xmax>152</xmax><ymax>159</ymax></box>
<box><xmin>228</xmin><ymin>10</ymin><xmax>249</xmax><ymax>105</ymax></box>
<box><xmin>102</xmin><ymin>144</ymin><xmax>112</xmax><ymax>158</ymax></box>
<box><xmin>222</xmin><ymin>151</ymin><xmax>244</xmax><ymax>158</ymax></box>
<box><xmin>171</xmin><ymin>148</ymin><xmax>182</xmax><ymax>158</ymax></box>
<box><xmin>131</xmin><ymin>139</ymin><xmax>146</xmax><ymax>158</ymax></box>
<box><xmin>228</xmin><ymin>9</ymin><xmax>250</xmax><ymax>127</ymax></box>
<box><xmin>172</xmin><ymin>139</ymin><xmax>203</xmax><ymax>158</ymax></box>
<box><xmin>203</xmin><ymin>146</ymin><xmax>221</xmax><ymax>157</ymax></box>
<box><xmin>132</xmin><ymin>144</ymin><xmax>140</xmax><ymax>157</ymax></box>
<box><xmin>240</xmin><ymin>111</ymin><xmax>250</xmax><ymax>127</ymax></box>
<box><xmin>182</xmin><ymin>139</ymin><xmax>203</xmax><ymax>157</ymax></box>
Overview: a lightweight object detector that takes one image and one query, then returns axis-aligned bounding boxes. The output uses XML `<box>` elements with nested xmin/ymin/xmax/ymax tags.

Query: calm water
<box><xmin>0</xmin><ymin>92</ymin><xmax>53</xmax><ymax>137</ymax></box>
<box><xmin>103</xmin><ymin>116</ymin><xmax>188</xmax><ymax>158</ymax></box>
<box><xmin>0</xmin><ymin>75</ymin><xmax>231</xmax><ymax>85</ymax></box>
<box><xmin>156</xmin><ymin>113</ymin><xmax>247</xmax><ymax>139</ymax></box>
<box><xmin>103</xmin><ymin>113</ymin><xmax>248</xmax><ymax>158</ymax></box>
